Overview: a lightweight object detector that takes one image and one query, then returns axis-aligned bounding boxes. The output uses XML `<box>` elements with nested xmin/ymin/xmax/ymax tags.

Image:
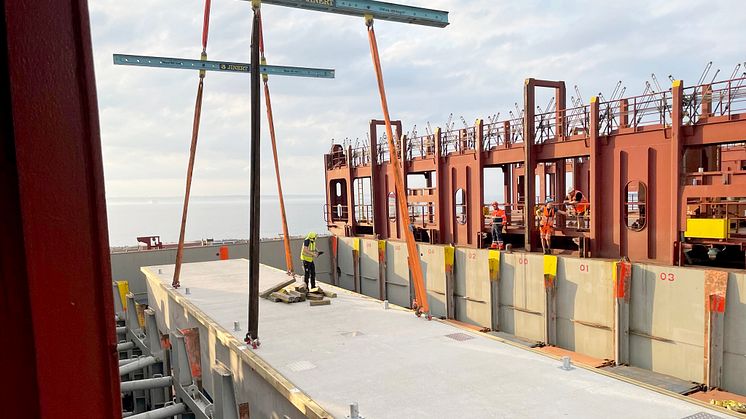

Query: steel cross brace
<box><xmin>249</xmin><ymin>0</ymin><xmax>449</xmax><ymax>27</ymax></box>
<box><xmin>113</xmin><ymin>54</ymin><xmax>335</xmax><ymax>79</ymax></box>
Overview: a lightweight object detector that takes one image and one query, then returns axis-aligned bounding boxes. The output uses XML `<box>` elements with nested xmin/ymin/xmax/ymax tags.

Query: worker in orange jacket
<box><xmin>540</xmin><ymin>199</ymin><xmax>567</xmax><ymax>254</ymax></box>
<box><xmin>564</xmin><ymin>187</ymin><xmax>589</xmax><ymax>229</ymax></box>
<box><xmin>489</xmin><ymin>201</ymin><xmax>507</xmax><ymax>249</ymax></box>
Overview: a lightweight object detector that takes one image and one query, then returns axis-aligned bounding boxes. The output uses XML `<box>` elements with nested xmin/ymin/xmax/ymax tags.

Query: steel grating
<box><xmin>444</xmin><ymin>332</ymin><xmax>474</xmax><ymax>342</ymax></box>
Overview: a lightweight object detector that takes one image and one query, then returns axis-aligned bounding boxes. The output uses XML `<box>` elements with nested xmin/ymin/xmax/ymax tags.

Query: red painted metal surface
<box><xmin>324</xmin><ymin>75</ymin><xmax>746</xmax><ymax>266</ymax></box>
<box><xmin>1</xmin><ymin>1</ymin><xmax>121</xmax><ymax>417</ymax></box>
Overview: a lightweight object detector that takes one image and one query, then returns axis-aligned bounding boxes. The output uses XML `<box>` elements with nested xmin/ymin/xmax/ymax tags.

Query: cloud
<box><xmin>90</xmin><ymin>0</ymin><xmax>746</xmax><ymax>200</ymax></box>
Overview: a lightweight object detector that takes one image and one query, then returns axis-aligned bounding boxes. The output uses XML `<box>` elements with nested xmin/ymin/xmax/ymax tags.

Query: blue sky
<box><xmin>90</xmin><ymin>0</ymin><xmax>746</xmax><ymax>198</ymax></box>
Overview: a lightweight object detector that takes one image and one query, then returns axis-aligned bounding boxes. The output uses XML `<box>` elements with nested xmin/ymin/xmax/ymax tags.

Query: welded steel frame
<box><xmin>324</xmin><ymin>76</ymin><xmax>746</xmax><ymax>265</ymax></box>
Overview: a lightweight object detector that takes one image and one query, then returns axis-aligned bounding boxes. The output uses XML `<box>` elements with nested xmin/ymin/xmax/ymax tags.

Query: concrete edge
<box><xmin>141</xmin><ymin>265</ymin><xmax>333</xmax><ymax>419</ymax></box>
<box><xmin>438</xmin><ymin>315</ymin><xmax>742</xmax><ymax>418</ymax></box>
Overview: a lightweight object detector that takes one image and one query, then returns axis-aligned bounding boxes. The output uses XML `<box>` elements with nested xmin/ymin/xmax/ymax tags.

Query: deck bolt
<box><xmin>233</xmin><ymin>321</ymin><xmax>240</xmax><ymax>331</ymax></box>
<box><xmin>561</xmin><ymin>356</ymin><xmax>573</xmax><ymax>370</ymax></box>
<box><xmin>383</xmin><ymin>300</ymin><xmax>389</xmax><ymax>310</ymax></box>
<box><xmin>185</xmin><ymin>287</ymin><xmax>191</xmax><ymax>295</ymax></box>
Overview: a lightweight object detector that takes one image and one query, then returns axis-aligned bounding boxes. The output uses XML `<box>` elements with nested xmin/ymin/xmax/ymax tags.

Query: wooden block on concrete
<box><xmin>307</xmin><ymin>293</ymin><xmax>324</xmax><ymax>301</ymax></box>
<box><xmin>287</xmin><ymin>290</ymin><xmax>306</xmax><ymax>301</ymax></box>
<box><xmin>270</xmin><ymin>292</ymin><xmax>294</xmax><ymax>304</ymax></box>
<box><xmin>310</xmin><ymin>299</ymin><xmax>330</xmax><ymax>307</ymax></box>
<box><xmin>295</xmin><ymin>284</ymin><xmax>308</xmax><ymax>294</ymax></box>
<box><xmin>323</xmin><ymin>290</ymin><xmax>337</xmax><ymax>298</ymax></box>
<box><xmin>261</xmin><ymin>279</ymin><xmax>296</xmax><ymax>299</ymax></box>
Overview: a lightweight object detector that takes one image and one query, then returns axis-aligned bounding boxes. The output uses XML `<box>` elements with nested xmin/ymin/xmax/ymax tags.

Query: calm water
<box><xmin>106</xmin><ymin>195</ymin><xmax>327</xmax><ymax>246</ymax></box>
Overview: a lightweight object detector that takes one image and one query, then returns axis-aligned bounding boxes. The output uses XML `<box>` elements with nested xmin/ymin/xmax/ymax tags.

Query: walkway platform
<box><xmin>142</xmin><ymin>259</ymin><xmax>733</xmax><ymax>418</ymax></box>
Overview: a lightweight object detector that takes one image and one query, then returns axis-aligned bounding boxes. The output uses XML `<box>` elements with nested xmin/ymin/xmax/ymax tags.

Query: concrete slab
<box><xmin>144</xmin><ymin>259</ymin><xmax>732</xmax><ymax>419</ymax></box>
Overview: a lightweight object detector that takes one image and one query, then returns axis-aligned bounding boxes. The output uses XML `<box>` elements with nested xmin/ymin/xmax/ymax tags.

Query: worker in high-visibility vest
<box><xmin>300</xmin><ymin>232</ymin><xmax>322</xmax><ymax>289</ymax></box>
<box><xmin>540</xmin><ymin>199</ymin><xmax>567</xmax><ymax>255</ymax></box>
<box><xmin>489</xmin><ymin>201</ymin><xmax>507</xmax><ymax>249</ymax></box>
<box><xmin>564</xmin><ymin>187</ymin><xmax>589</xmax><ymax>230</ymax></box>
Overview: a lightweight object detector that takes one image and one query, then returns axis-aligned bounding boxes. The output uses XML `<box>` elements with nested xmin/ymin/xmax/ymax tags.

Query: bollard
<box><xmin>347</xmin><ymin>402</ymin><xmax>364</xmax><ymax>419</ymax></box>
<box><xmin>383</xmin><ymin>300</ymin><xmax>389</xmax><ymax>310</ymax></box>
<box><xmin>185</xmin><ymin>287</ymin><xmax>191</xmax><ymax>295</ymax></box>
<box><xmin>158</xmin><ymin>268</ymin><xmax>163</xmax><ymax>274</ymax></box>
<box><xmin>561</xmin><ymin>356</ymin><xmax>572</xmax><ymax>370</ymax></box>
<box><xmin>233</xmin><ymin>321</ymin><xmax>240</xmax><ymax>331</ymax></box>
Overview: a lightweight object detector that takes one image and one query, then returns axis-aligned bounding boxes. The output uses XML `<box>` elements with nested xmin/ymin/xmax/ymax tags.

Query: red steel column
<box><xmin>671</xmin><ymin>81</ymin><xmax>684</xmax><ymax>265</ymax></box>
<box><xmin>523</xmin><ymin>79</ymin><xmax>537</xmax><ymax>251</ymax></box>
<box><xmin>1</xmin><ymin>1</ymin><xmax>121</xmax><ymax>417</ymax></box>
<box><xmin>589</xmin><ymin>97</ymin><xmax>600</xmax><ymax>256</ymax></box>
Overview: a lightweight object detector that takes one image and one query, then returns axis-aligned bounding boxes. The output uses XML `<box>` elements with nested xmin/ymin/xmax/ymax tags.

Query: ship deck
<box><xmin>142</xmin><ymin>259</ymin><xmax>730</xmax><ymax>418</ymax></box>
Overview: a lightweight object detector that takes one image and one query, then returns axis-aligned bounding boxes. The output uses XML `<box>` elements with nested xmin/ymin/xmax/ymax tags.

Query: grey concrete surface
<box><xmin>111</xmin><ymin>236</ymin><xmax>330</xmax><ymax>296</ymax></box>
<box><xmin>144</xmin><ymin>259</ymin><xmax>730</xmax><ymax>419</ymax></box>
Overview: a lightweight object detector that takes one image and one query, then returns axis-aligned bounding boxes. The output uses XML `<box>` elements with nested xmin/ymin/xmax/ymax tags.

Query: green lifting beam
<box><xmin>113</xmin><ymin>54</ymin><xmax>335</xmax><ymax>79</ymax></box>
<box><xmin>251</xmin><ymin>0</ymin><xmax>449</xmax><ymax>27</ymax></box>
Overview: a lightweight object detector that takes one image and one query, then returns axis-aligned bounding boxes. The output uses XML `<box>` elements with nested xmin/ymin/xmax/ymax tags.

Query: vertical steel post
<box><xmin>589</xmin><ymin>97</ymin><xmax>600</xmax><ymax>256</ymax></box>
<box><xmin>246</xmin><ymin>6</ymin><xmax>261</xmax><ymax>345</ymax></box>
<box><xmin>670</xmin><ymin>80</ymin><xmax>684</xmax><ymax>265</ymax></box>
<box><xmin>523</xmin><ymin>79</ymin><xmax>536</xmax><ymax>251</ymax></box>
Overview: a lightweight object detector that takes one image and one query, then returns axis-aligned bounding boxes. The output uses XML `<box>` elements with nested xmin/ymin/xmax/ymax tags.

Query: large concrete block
<box><xmin>337</xmin><ymin>237</ymin><xmax>356</xmax><ymax>291</ymax></box>
<box><xmin>555</xmin><ymin>257</ymin><xmax>614</xmax><ymax>360</ymax></box>
<box><xmin>418</xmin><ymin>243</ymin><xmax>447</xmax><ymax>319</ymax></box>
<box><xmin>360</xmin><ymin>239</ymin><xmax>381</xmax><ymax>299</ymax></box>
<box><xmin>386</xmin><ymin>241</ymin><xmax>411</xmax><ymax>308</ymax></box>
<box><xmin>723</xmin><ymin>271</ymin><xmax>746</xmax><ymax>395</ymax></box>
<box><xmin>499</xmin><ymin>252</ymin><xmax>545</xmax><ymax>342</ymax></box>
<box><xmin>454</xmin><ymin>248</ymin><xmax>491</xmax><ymax>328</ymax></box>
<box><xmin>629</xmin><ymin>264</ymin><xmax>705</xmax><ymax>383</ymax></box>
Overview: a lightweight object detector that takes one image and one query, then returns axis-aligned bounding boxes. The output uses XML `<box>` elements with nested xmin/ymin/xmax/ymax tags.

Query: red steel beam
<box><xmin>1</xmin><ymin>1</ymin><xmax>121</xmax><ymax>417</ymax></box>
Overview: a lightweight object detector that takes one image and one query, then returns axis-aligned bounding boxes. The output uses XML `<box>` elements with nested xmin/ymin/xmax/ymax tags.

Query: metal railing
<box><xmin>354</xmin><ymin>204</ymin><xmax>373</xmax><ymax>224</ymax></box>
<box><xmin>350</xmin><ymin>147</ymin><xmax>370</xmax><ymax>168</ymax></box>
<box><xmin>509</xmin><ymin>117</ymin><xmax>524</xmax><ymax>144</ymax></box>
<box><xmin>323</xmin><ymin>203</ymin><xmax>349</xmax><ymax>223</ymax></box>
<box><xmin>440</xmin><ymin>129</ymin><xmax>461</xmax><ymax>156</ymax></box>
<box><xmin>686</xmin><ymin>201</ymin><xmax>746</xmax><ymax>239</ymax></box>
<box><xmin>482</xmin><ymin>121</ymin><xmax>508</xmax><ymax>150</ymax></box>
<box><xmin>685</xmin><ymin>169</ymin><xmax>746</xmax><ymax>186</ymax></box>
<box><xmin>598</xmin><ymin>91</ymin><xmax>672</xmax><ymax>135</ymax></box>
<box><xmin>482</xmin><ymin>203</ymin><xmax>525</xmax><ymax>228</ymax></box>
<box><xmin>408</xmin><ymin>203</ymin><xmax>436</xmax><ymax>226</ymax></box>
<box><xmin>407</xmin><ymin>134</ymin><xmax>436</xmax><ymax>160</ymax></box>
<box><xmin>561</xmin><ymin>105</ymin><xmax>590</xmax><ymax>138</ymax></box>
<box><xmin>683</xmin><ymin>77</ymin><xmax>746</xmax><ymax>124</ymax></box>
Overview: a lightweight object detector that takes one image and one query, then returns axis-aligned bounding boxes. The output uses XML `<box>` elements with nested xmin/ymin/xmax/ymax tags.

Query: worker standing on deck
<box><xmin>300</xmin><ymin>232</ymin><xmax>322</xmax><ymax>290</ymax></box>
<box><xmin>564</xmin><ymin>187</ymin><xmax>589</xmax><ymax>229</ymax></box>
<box><xmin>540</xmin><ymin>199</ymin><xmax>567</xmax><ymax>255</ymax></box>
<box><xmin>490</xmin><ymin>201</ymin><xmax>507</xmax><ymax>249</ymax></box>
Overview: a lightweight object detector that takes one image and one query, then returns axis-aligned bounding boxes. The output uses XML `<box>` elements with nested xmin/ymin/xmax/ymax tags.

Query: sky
<box><xmin>89</xmin><ymin>0</ymin><xmax>746</xmax><ymax>199</ymax></box>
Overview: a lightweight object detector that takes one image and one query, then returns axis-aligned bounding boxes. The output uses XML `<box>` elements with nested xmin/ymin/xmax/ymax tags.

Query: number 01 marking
<box><xmin>579</xmin><ymin>264</ymin><xmax>589</xmax><ymax>273</ymax></box>
<box><xmin>659</xmin><ymin>272</ymin><xmax>676</xmax><ymax>282</ymax></box>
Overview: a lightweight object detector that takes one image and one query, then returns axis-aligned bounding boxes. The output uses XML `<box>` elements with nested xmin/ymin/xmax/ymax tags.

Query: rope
<box><xmin>172</xmin><ymin>0</ymin><xmax>212</xmax><ymax>288</ymax></box>
<box><xmin>366</xmin><ymin>20</ymin><xmax>429</xmax><ymax>316</ymax></box>
<box><xmin>256</xmin><ymin>10</ymin><xmax>295</xmax><ymax>276</ymax></box>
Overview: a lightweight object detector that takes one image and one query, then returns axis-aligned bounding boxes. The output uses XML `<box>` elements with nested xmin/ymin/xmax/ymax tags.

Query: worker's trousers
<box><xmin>492</xmin><ymin>222</ymin><xmax>503</xmax><ymax>244</ymax></box>
<box><xmin>303</xmin><ymin>260</ymin><xmax>316</xmax><ymax>289</ymax></box>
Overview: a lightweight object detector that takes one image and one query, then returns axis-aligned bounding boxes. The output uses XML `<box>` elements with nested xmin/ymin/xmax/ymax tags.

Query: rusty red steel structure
<box><xmin>324</xmin><ymin>76</ymin><xmax>746</xmax><ymax>266</ymax></box>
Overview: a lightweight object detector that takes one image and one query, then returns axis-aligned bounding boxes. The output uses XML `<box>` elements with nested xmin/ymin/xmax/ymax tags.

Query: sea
<box><xmin>106</xmin><ymin>195</ymin><xmax>327</xmax><ymax>247</ymax></box>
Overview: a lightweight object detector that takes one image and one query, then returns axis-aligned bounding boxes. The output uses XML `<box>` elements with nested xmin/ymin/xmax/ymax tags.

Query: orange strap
<box><xmin>366</xmin><ymin>21</ymin><xmax>429</xmax><ymax>315</ymax></box>
<box><xmin>173</xmin><ymin>1</ymin><xmax>213</xmax><ymax>288</ymax></box>
<box><xmin>256</xmin><ymin>11</ymin><xmax>294</xmax><ymax>275</ymax></box>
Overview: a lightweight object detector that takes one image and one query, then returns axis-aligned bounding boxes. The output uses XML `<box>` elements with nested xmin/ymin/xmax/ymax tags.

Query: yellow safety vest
<box><xmin>300</xmin><ymin>236</ymin><xmax>316</xmax><ymax>262</ymax></box>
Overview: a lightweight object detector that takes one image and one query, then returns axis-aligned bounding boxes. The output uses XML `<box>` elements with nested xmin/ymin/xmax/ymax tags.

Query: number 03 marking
<box><xmin>659</xmin><ymin>272</ymin><xmax>676</xmax><ymax>282</ymax></box>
